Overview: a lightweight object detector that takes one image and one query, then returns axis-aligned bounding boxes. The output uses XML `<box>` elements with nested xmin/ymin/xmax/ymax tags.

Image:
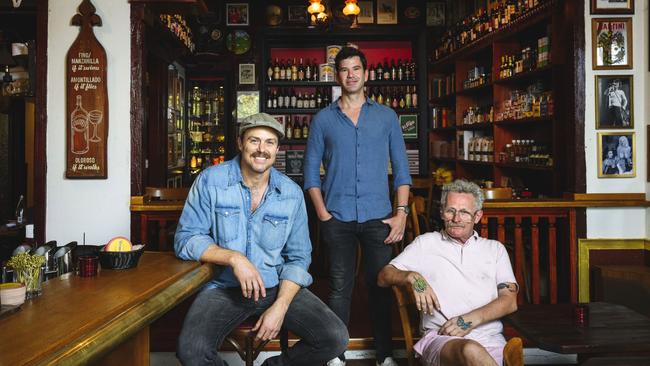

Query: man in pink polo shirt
<box><xmin>378</xmin><ymin>179</ymin><xmax>518</xmax><ymax>366</ymax></box>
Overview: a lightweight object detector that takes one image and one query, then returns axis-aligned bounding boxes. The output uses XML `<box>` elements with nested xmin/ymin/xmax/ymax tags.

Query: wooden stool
<box><xmin>225</xmin><ymin>316</ymin><xmax>289</xmax><ymax>366</ymax></box>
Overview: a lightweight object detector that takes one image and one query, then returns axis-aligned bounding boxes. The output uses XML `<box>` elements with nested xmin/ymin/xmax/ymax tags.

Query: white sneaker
<box><xmin>376</xmin><ymin>356</ymin><xmax>398</xmax><ymax>366</ymax></box>
<box><xmin>327</xmin><ymin>358</ymin><xmax>346</xmax><ymax>366</ymax></box>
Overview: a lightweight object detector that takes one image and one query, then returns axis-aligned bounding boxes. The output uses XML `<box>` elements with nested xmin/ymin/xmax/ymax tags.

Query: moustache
<box><xmin>252</xmin><ymin>152</ymin><xmax>271</xmax><ymax>159</ymax></box>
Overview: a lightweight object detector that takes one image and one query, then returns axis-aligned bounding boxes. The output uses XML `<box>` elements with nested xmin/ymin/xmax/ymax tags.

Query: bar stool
<box><xmin>225</xmin><ymin>315</ymin><xmax>289</xmax><ymax>366</ymax></box>
<box><xmin>140</xmin><ymin>187</ymin><xmax>189</xmax><ymax>251</ymax></box>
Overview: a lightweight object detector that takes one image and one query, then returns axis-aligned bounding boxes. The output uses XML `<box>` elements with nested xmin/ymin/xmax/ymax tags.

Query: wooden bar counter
<box><xmin>0</xmin><ymin>251</ymin><xmax>212</xmax><ymax>366</ymax></box>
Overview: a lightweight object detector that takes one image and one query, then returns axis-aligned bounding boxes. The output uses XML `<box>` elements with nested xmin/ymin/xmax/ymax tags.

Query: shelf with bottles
<box><xmin>431</xmin><ymin>0</ymin><xmax>554</xmax><ymax>65</ymax></box>
<box><xmin>493</xmin><ymin>80</ymin><xmax>553</xmax><ymax>123</ymax></box>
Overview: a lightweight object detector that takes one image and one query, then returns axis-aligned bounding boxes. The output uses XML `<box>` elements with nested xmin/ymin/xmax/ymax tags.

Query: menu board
<box><xmin>65</xmin><ymin>0</ymin><xmax>108</xmax><ymax>179</ymax></box>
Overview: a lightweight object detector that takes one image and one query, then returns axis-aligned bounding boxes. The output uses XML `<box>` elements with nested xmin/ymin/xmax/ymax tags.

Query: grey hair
<box><xmin>440</xmin><ymin>179</ymin><xmax>485</xmax><ymax>211</ymax></box>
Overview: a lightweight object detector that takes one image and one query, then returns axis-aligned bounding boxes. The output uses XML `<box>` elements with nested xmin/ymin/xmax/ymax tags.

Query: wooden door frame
<box><xmin>33</xmin><ymin>0</ymin><xmax>48</xmax><ymax>243</ymax></box>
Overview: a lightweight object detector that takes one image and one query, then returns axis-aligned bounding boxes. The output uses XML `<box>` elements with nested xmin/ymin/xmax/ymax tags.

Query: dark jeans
<box><xmin>321</xmin><ymin>217</ymin><xmax>393</xmax><ymax>361</ymax></box>
<box><xmin>177</xmin><ymin>286</ymin><xmax>349</xmax><ymax>366</ymax></box>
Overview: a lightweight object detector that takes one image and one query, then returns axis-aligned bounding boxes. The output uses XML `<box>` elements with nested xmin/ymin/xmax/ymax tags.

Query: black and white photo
<box><xmin>595</xmin><ymin>75</ymin><xmax>633</xmax><ymax>129</ymax></box>
<box><xmin>598</xmin><ymin>132</ymin><xmax>635</xmax><ymax>177</ymax></box>
<box><xmin>238</xmin><ymin>63</ymin><xmax>255</xmax><ymax>85</ymax></box>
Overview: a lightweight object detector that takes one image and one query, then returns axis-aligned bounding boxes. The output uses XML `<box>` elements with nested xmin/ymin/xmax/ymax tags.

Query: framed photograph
<box><xmin>426</xmin><ymin>2</ymin><xmax>445</xmax><ymax>26</ymax></box>
<box><xmin>226</xmin><ymin>3</ymin><xmax>249</xmax><ymax>26</ymax></box>
<box><xmin>238</xmin><ymin>63</ymin><xmax>255</xmax><ymax>85</ymax></box>
<box><xmin>595</xmin><ymin>75</ymin><xmax>633</xmax><ymax>129</ymax></box>
<box><xmin>592</xmin><ymin>17</ymin><xmax>633</xmax><ymax>69</ymax></box>
<box><xmin>400</xmin><ymin>114</ymin><xmax>418</xmax><ymax>139</ymax></box>
<box><xmin>598</xmin><ymin>132</ymin><xmax>635</xmax><ymax>177</ymax></box>
<box><xmin>377</xmin><ymin>0</ymin><xmax>398</xmax><ymax>24</ymax></box>
<box><xmin>287</xmin><ymin>5</ymin><xmax>308</xmax><ymax>24</ymax></box>
<box><xmin>236</xmin><ymin>91</ymin><xmax>259</xmax><ymax>122</ymax></box>
<box><xmin>591</xmin><ymin>0</ymin><xmax>634</xmax><ymax>14</ymax></box>
<box><xmin>286</xmin><ymin>150</ymin><xmax>305</xmax><ymax>176</ymax></box>
<box><xmin>358</xmin><ymin>1</ymin><xmax>374</xmax><ymax>24</ymax></box>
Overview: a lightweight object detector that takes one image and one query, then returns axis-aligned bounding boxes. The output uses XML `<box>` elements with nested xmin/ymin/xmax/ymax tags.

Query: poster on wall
<box><xmin>66</xmin><ymin>0</ymin><xmax>108</xmax><ymax>179</ymax></box>
<box><xmin>591</xmin><ymin>17</ymin><xmax>633</xmax><ymax>69</ymax></box>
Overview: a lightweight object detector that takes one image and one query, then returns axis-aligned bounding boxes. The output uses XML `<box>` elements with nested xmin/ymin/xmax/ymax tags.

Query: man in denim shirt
<box><xmin>175</xmin><ymin>113</ymin><xmax>348</xmax><ymax>366</ymax></box>
<box><xmin>304</xmin><ymin>47</ymin><xmax>412</xmax><ymax>366</ymax></box>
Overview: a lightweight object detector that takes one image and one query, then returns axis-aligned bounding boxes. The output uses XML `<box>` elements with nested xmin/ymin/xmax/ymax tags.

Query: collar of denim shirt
<box><xmin>329</xmin><ymin>96</ymin><xmax>377</xmax><ymax>112</ymax></box>
<box><xmin>227</xmin><ymin>154</ymin><xmax>283</xmax><ymax>195</ymax></box>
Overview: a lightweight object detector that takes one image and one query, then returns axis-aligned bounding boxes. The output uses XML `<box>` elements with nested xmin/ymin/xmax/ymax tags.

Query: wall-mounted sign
<box><xmin>66</xmin><ymin>0</ymin><xmax>108</xmax><ymax>179</ymax></box>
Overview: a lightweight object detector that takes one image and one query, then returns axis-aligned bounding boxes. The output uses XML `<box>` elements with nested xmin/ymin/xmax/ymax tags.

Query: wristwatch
<box><xmin>396</xmin><ymin>205</ymin><xmax>410</xmax><ymax>215</ymax></box>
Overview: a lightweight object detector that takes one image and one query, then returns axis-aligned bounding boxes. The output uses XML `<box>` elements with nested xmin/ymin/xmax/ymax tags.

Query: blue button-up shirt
<box><xmin>304</xmin><ymin>98</ymin><xmax>412</xmax><ymax>223</ymax></box>
<box><xmin>174</xmin><ymin>155</ymin><xmax>313</xmax><ymax>289</ymax></box>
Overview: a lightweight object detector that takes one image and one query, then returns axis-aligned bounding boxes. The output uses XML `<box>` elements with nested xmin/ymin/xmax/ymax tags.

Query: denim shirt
<box><xmin>304</xmin><ymin>98</ymin><xmax>412</xmax><ymax>223</ymax></box>
<box><xmin>174</xmin><ymin>156</ymin><xmax>313</xmax><ymax>289</ymax></box>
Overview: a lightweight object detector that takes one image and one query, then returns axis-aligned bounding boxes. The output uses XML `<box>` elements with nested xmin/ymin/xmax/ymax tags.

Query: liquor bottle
<box><xmin>267</xmin><ymin>59</ymin><xmax>274</xmax><ymax>81</ymax></box>
<box><xmin>397</xmin><ymin>59</ymin><xmax>404</xmax><ymax>81</ymax></box>
<box><xmin>369</xmin><ymin>63</ymin><xmax>376</xmax><ymax>81</ymax></box>
<box><xmin>323</xmin><ymin>88</ymin><xmax>330</xmax><ymax>106</ymax></box>
<box><xmin>293</xmin><ymin>117</ymin><xmax>302</xmax><ymax>139</ymax></box>
<box><xmin>290</xmin><ymin>88</ymin><xmax>297</xmax><ymax>108</ymax></box>
<box><xmin>283</xmin><ymin>87</ymin><xmax>290</xmax><ymax>109</ymax></box>
<box><xmin>309</xmin><ymin>93</ymin><xmax>316</xmax><ymax>108</ymax></box>
<box><xmin>266</xmin><ymin>87</ymin><xmax>273</xmax><ymax>109</ymax></box>
<box><xmin>384</xmin><ymin>88</ymin><xmax>392</xmax><ymax>107</ymax></box>
<box><xmin>405</xmin><ymin>86</ymin><xmax>412</xmax><ymax>108</ymax></box>
<box><xmin>277</xmin><ymin>88</ymin><xmax>285</xmax><ymax>108</ymax></box>
<box><xmin>302</xmin><ymin>116</ymin><xmax>309</xmax><ymax>139</ymax></box>
<box><xmin>411</xmin><ymin>86</ymin><xmax>418</xmax><ymax>108</ymax></box>
<box><xmin>382</xmin><ymin>58</ymin><xmax>390</xmax><ymax>80</ymax></box>
<box><xmin>273</xmin><ymin>58</ymin><xmax>280</xmax><ymax>80</ymax></box>
<box><xmin>296</xmin><ymin>92</ymin><xmax>304</xmax><ymax>109</ymax></box>
<box><xmin>376</xmin><ymin>61</ymin><xmax>383</xmax><ymax>81</ymax></box>
<box><xmin>298</xmin><ymin>58</ymin><xmax>305</xmax><ymax>81</ymax></box>
<box><xmin>190</xmin><ymin>155</ymin><xmax>197</xmax><ymax>169</ymax></box>
<box><xmin>291</xmin><ymin>57</ymin><xmax>298</xmax><ymax>81</ymax></box>
<box><xmin>390</xmin><ymin>59</ymin><xmax>397</xmax><ymax>81</ymax></box>
<box><xmin>409</xmin><ymin>59</ymin><xmax>417</xmax><ymax>81</ymax></box>
<box><xmin>286</xmin><ymin>118</ymin><xmax>293</xmax><ymax>139</ymax></box>
<box><xmin>279</xmin><ymin>59</ymin><xmax>286</xmax><ymax>80</ymax></box>
<box><xmin>312</xmin><ymin>59</ymin><xmax>319</xmax><ymax>81</ymax></box>
<box><xmin>398</xmin><ymin>89</ymin><xmax>406</xmax><ymax>109</ymax></box>
<box><xmin>271</xmin><ymin>89</ymin><xmax>278</xmax><ymax>109</ymax></box>
<box><xmin>305</xmin><ymin>59</ymin><xmax>312</xmax><ymax>80</ymax></box>
<box><xmin>316</xmin><ymin>87</ymin><xmax>322</xmax><ymax>108</ymax></box>
<box><xmin>376</xmin><ymin>87</ymin><xmax>384</xmax><ymax>105</ymax></box>
<box><xmin>391</xmin><ymin>88</ymin><xmax>399</xmax><ymax>109</ymax></box>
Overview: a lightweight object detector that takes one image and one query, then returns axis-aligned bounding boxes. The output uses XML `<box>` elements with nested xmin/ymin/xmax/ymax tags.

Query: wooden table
<box><xmin>131</xmin><ymin>196</ymin><xmax>184</xmax><ymax>251</ymax></box>
<box><xmin>0</xmin><ymin>251</ymin><xmax>212</xmax><ymax>366</ymax></box>
<box><xmin>504</xmin><ymin>302</ymin><xmax>650</xmax><ymax>362</ymax></box>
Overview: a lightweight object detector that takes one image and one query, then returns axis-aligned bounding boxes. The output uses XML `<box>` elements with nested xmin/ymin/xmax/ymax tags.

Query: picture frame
<box><xmin>236</xmin><ymin>90</ymin><xmax>259</xmax><ymax>122</ymax></box>
<box><xmin>238</xmin><ymin>63</ymin><xmax>255</xmax><ymax>85</ymax></box>
<box><xmin>357</xmin><ymin>1</ymin><xmax>374</xmax><ymax>24</ymax></box>
<box><xmin>287</xmin><ymin>5</ymin><xmax>308</xmax><ymax>24</ymax></box>
<box><xmin>399</xmin><ymin>114</ymin><xmax>418</xmax><ymax>139</ymax></box>
<box><xmin>595</xmin><ymin>75</ymin><xmax>633</xmax><ymax>129</ymax></box>
<box><xmin>598</xmin><ymin>132</ymin><xmax>635</xmax><ymax>178</ymax></box>
<box><xmin>592</xmin><ymin>17</ymin><xmax>633</xmax><ymax>69</ymax></box>
<box><xmin>590</xmin><ymin>0</ymin><xmax>634</xmax><ymax>14</ymax></box>
<box><xmin>226</xmin><ymin>3</ymin><xmax>249</xmax><ymax>26</ymax></box>
<box><xmin>377</xmin><ymin>0</ymin><xmax>398</xmax><ymax>25</ymax></box>
<box><xmin>426</xmin><ymin>2</ymin><xmax>445</xmax><ymax>26</ymax></box>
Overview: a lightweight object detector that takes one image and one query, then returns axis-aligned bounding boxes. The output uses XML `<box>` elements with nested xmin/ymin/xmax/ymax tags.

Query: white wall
<box><xmin>584</xmin><ymin>1</ymin><xmax>649</xmax><ymax>238</ymax></box>
<box><xmin>46</xmin><ymin>0</ymin><xmax>131</xmax><ymax>245</ymax></box>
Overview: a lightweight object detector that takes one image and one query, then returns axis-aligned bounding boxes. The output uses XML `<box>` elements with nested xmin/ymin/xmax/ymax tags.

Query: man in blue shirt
<box><xmin>304</xmin><ymin>47</ymin><xmax>412</xmax><ymax>366</ymax></box>
<box><xmin>175</xmin><ymin>113</ymin><xmax>348</xmax><ymax>366</ymax></box>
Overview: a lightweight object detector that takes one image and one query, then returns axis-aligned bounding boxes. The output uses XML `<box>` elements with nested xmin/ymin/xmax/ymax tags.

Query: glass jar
<box><xmin>14</xmin><ymin>266</ymin><xmax>44</xmax><ymax>299</ymax></box>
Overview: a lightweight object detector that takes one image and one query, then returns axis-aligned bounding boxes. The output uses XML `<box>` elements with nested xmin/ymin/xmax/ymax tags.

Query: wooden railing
<box><xmin>479</xmin><ymin>207</ymin><xmax>576</xmax><ymax>305</ymax></box>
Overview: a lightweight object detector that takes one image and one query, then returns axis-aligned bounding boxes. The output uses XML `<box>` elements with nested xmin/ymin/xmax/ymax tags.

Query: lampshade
<box><xmin>307</xmin><ymin>0</ymin><xmax>322</xmax><ymax>15</ymax></box>
<box><xmin>343</xmin><ymin>0</ymin><xmax>360</xmax><ymax>16</ymax></box>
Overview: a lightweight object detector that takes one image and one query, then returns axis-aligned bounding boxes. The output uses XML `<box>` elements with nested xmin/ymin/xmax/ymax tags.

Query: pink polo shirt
<box><xmin>389</xmin><ymin>231</ymin><xmax>517</xmax><ymax>346</ymax></box>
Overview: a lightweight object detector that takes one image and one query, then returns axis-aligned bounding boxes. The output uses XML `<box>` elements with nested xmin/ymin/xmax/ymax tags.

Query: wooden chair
<box><xmin>225</xmin><ymin>316</ymin><xmax>289</xmax><ymax>366</ymax></box>
<box><xmin>503</xmin><ymin>336</ymin><xmax>524</xmax><ymax>366</ymax></box>
<box><xmin>140</xmin><ymin>187</ymin><xmax>190</xmax><ymax>251</ymax></box>
<box><xmin>410</xmin><ymin>177</ymin><xmax>434</xmax><ymax>231</ymax></box>
<box><xmin>392</xmin><ymin>285</ymin><xmax>421</xmax><ymax>366</ymax></box>
<box><xmin>396</xmin><ymin>193</ymin><xmax>422</xmax><ymax>254</ymax></box>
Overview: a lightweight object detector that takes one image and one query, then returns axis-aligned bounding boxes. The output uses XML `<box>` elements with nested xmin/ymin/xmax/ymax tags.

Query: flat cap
<box><xmin>239</xmin><ymin>113</ymin><xmax>285</xmax><ymax>139</ymax></box>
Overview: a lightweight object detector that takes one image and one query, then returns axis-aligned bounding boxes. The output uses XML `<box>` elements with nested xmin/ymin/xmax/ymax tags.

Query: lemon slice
<box><xmin>105</xmin><ymin>237</ymin><xmax>133</xmax><ymax>252</ymax></box>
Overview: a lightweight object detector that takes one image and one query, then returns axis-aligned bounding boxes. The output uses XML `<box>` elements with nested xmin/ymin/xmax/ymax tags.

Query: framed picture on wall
<box><xmin>426</xmin><ymin>2</ymin><xmax>445</xmax><ymax>26</ymax></box>
<box><xmin>592</xmin><ymin>17</ymin><xmax>633</xmax><ymax>69</ymax></box>
<box><xmin>590</xmin><ymin>0</ymin><xmax>634</xmax><ymax>14</ymax></box>
<box><xmin>287</xmin><ymin>5</ymin><xmax>308</xmax><ymax>24</ymax></box>
<box><xmin>377</xmin><ymin>0</ymin><xmax>398</xmax><ymax>24</ymax></box>
<box><xmin>238</xmin><ymin>63</ymin><xmax>255</xmax><ymax>85</ymax></box>
<box><xmin>226</xmin><ymin>3</ymin><xmax>249</xmax><ymax>26</ymax></box>
<box><xmin>357</xmin><ymin>1</ymin><xmax>374</xmax><ymax>24</ymax></box>
<box><xmin>595</xmin><ymin>75</ymin><xmax>633</xmax><ymax>129</ymax></box>
<box><xmin>236</xmin><ymin>91</ymin><xmax>259</xmax><ymax>122</ymax></box>
<box><xmin>598</xmin><ymin>132</ymin><xmax>635</xmax><ymax>178</ymax></box>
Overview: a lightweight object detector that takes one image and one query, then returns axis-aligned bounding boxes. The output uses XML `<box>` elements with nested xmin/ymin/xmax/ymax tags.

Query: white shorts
<box><xmin>414</xmin><ymin>331</ymin><xmax>505</xmax><ymax>366</ymax></box>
